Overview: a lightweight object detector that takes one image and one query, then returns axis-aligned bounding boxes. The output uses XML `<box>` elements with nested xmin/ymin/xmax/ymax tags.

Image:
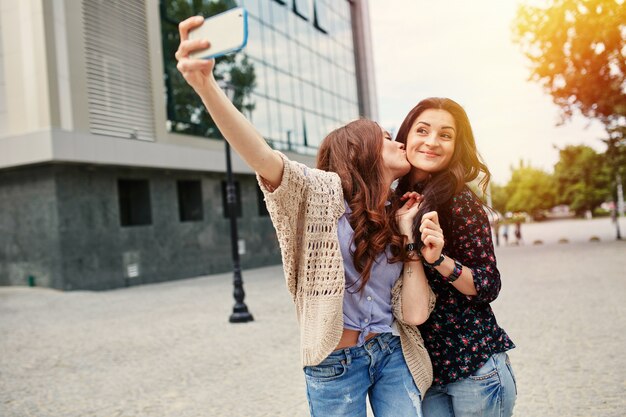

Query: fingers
<box><xmin>422</xmin><ymin>234</ymin><xmax>444</xmax><ymax>249</ymax></box>
<box><xmin>400</xmin><ymin>191</ymin><xmax>422</xmax><ymax>201</ymax></box>
<box><xmin>176</xmin><ymin>57</ymin><xmax>213</xmax><ymax>73</ymax></box>
<box><xmin>176</xmin><ymin>39</ymin><xmax>210</xmax><ymax>60</ymax></box>
<box><xmin>421</xmin><ymin>211</ymin><xmax>439</xmax><ymax>226</ymax></box>
<box><xmin>178</xmin><ymin>15</ymin><xmax>204</xmax><ymax>43</ymax></box>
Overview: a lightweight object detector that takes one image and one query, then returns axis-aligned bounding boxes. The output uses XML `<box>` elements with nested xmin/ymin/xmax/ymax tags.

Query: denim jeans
<box><xmin>304</xmin><ymin>332</ymin><xmax>423</xmax><ymax>417</ymax></box>
<box><xmin>422</xmin><ymin>352</ymin><xmax>517</xmax><ymax>417</ymax></box>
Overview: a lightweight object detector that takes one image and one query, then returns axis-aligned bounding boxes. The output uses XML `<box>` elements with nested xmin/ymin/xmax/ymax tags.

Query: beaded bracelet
<box><xmin>446</xmin><ymin>259</ymin><xmax>463</xmax><ymax>283</ymax></box>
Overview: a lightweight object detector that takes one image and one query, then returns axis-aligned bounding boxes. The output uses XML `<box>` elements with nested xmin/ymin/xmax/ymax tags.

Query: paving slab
<box><xmin>1</xmin><ymin>232</ymin><xmax>625</xmax><ymax>416</ymax></box>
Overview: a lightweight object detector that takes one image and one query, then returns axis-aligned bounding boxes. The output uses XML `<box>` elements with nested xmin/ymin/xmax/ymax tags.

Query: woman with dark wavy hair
<box><xmin>395</xmin><ymin>98</ymin><xmax>517</xmax><ymax>417</ymax></box>
<box><xmin>176</xmin><ymin>16</ymin><xmax>438</xmax><ymax>417</ymax></box>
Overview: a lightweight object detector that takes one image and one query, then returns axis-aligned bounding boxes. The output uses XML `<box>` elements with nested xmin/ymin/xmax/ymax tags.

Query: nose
<box><xmin>424</xmin><ymin>133</ymin><xmax>437</xmax><ymax>146</ymax></box>
<box><xmin>397</xmin><ymin>142</ymin><xmax>405</xmax><ymax>150</ymax></box>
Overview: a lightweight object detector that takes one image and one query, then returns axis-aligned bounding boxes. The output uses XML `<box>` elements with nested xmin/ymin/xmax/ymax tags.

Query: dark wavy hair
<box><xmin>395</xmin><ymin>98</ymin><xmax>491</xmax><ymax>250</ymax></box>
<box><xmin>317</xmin><ymin>119</ymin><xmax>404</xmax><ymax>290</ymax></box>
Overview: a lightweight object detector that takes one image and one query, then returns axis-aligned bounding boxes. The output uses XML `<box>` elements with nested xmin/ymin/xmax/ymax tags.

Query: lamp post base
<box><xmin>229</xmin><ymin>304</ymin><xmax>254</xmax><ymax>323</ymax></box>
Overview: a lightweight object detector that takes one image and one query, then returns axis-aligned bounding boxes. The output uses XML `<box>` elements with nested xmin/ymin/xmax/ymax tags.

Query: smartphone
<box><xmin>188</xmin><ymin>7</ymin><xmax>248</xmax><ymax>60</ymax></box>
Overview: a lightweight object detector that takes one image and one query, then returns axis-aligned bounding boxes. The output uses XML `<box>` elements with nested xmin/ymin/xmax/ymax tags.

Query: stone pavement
<box><xmin>1</xmin><ymin>235</ymin><xmax>625</xmax><ymax>416</ymax></box>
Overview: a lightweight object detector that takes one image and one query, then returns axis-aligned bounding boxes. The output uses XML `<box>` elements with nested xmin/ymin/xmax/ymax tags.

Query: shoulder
<box><xmin>447</xmin><ymin>187</ymin><xmax>486</xmax><ymax>217</ymax></box>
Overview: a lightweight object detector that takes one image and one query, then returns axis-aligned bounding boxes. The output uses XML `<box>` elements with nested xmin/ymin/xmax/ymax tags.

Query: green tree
<box><xmin>160</xmin><ymin>0</ymin><xmax>256</xmax><ymax>137</ymax></box>
<box><xmin>490</xmin><ymin>182</ymin><xmax>510</xmax><ymax>215</ymax></box>
<box><xmin>505</xmin><ymin>162</ymin><xmax>557</xmax><ymax>217</ymax></box>
<box><xmin>554</xmin><ymin>144</ymin><xmax>612</xmax><ymax>215</ymax></box>
<box><xmin>513</xmin><ymin>0</ymin><xmax>626</xmax><ymax>130</ymax></box>
<box><xmin>513</xmin><ymin>0</ymin><xmax>625</xmax><ymax>224</ymax></box>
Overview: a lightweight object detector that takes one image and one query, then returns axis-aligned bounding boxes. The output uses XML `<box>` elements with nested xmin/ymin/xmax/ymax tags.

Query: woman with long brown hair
<box><xmin>395</xmin><ymin>97</ymin><xmax>516</xmax><ymax>417</ymax></box>
<box><xmin>175</xmin><ymin>16</ymin><xmax>438</xmax><ymax>417</ymax></box>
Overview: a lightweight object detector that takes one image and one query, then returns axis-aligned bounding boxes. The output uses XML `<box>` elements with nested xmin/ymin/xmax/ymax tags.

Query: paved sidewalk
<box><xmin>1</xmin><ymin>239</ymin><xmax>625</xmax><ymax>416</ymax></box>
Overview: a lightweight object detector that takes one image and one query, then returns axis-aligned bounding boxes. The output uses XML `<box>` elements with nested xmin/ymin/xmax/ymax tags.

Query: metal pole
<box><xmin>225</xmin><ymin>137</ymin><xmax>254</xmax><ymax>323</ymax></box>
<box><xmin>615</xmin><ymin>173</ymin><xmax>623</xmax><ymax>240</ymax></box>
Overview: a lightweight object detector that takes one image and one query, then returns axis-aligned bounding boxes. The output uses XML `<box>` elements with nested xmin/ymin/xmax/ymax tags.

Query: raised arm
<box><xmin>175</xmin><ymin>16</ymin><xmax>283</xmax><ymax>188</ymax></box>
<box><xmin>396</xmin><ymin>193</ymin><xmax>435</xmax><ymax>325</ymax></box>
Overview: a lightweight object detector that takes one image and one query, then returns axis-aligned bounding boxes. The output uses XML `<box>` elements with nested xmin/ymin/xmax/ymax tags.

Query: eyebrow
<box><xmin>416</xmin><ymin>121</ymin><xmax>456</xmax><ymax>132</ymax></box>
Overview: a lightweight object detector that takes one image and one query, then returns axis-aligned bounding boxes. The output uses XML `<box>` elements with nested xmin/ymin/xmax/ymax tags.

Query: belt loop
<box><xmin>343</xmin><ymin>348</ymin><xmax>352</xmax><ymax>366</ymax></box>
<box><xmin>376</xmin><ymin>333</ymin><xmax>387</xmax><ymax>352</ymax></box>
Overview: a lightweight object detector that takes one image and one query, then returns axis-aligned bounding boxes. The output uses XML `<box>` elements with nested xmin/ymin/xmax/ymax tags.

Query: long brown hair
<box><xmin>317</xmin><ymin>119</ymin><xmax>404</xmax><ymax>289</ymax></box>
<box><xmin>395</xmin><ymin>98</ymin><xmax>491</xmax><ymax>248</ymax></box>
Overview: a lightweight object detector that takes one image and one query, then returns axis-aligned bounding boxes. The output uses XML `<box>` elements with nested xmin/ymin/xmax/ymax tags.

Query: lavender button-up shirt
<box><xmin>338</xmin><ymin>201</ymin><xmax>403</xmax><ymax>346</ymax></box>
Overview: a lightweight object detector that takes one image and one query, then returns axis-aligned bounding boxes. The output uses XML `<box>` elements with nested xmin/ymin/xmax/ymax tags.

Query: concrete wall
<box><xmin>0</xmin><ymin>163</ymin><xmax>281</xmax><ymax>290</ymax></box>
<box><xmin>0</xmin><ymin>165</ymin><xmax>63</xmax><ymax>288</ymax></box>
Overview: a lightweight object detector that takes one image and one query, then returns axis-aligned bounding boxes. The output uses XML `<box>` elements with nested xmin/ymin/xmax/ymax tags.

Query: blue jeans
<box><xmin>422</xmin><ymin>352</ymin><xmax>517</xmax><ymax>417</ymax></box>
<box><xmin>304</xmin><ymin>332</ymin><xmax>423</xmax><ymax>417</ymax></box>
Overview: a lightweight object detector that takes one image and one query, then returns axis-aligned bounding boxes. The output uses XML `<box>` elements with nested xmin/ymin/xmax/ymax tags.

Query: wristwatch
<box><xmin>424</xmin><ymin>253</ymin><xmax>445</xmax><ymax>267</ymax></box>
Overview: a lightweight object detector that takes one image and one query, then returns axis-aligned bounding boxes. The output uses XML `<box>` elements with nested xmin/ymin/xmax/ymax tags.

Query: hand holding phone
<box><xmin>188</xmin><ymin>7</ymin><xmax>248</xmax><ymax>60</ymax></box>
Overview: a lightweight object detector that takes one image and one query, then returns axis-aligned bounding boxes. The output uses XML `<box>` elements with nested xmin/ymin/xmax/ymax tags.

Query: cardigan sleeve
<box><xmin>257</xmin><ymin>152</ymin><xmax>344</xmax><ymax>299</ymax></box>
<box><xmin>444</xmin><ymin>189</ymin><xmax>501</xmax><ymax>305</ymax></box>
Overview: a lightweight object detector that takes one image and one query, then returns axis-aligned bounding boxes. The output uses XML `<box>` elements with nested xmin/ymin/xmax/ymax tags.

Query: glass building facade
<box><xmin>161</xmin><ymin>0</ymin><xmax>361</xmax><ymax>154</ymax></box>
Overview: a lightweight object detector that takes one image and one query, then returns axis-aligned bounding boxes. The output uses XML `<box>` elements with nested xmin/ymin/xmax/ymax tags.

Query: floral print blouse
<box><xmin>419</xmin><ymin>187</ymin><xmax>515</xmax><ymax>386</ymax></box>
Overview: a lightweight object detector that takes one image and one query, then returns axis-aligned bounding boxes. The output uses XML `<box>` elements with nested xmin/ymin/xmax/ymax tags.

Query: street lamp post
<box><xmin>220</xmin><ymin>80</ymin><xmax>254</xmax><ymax>323</ymax></box>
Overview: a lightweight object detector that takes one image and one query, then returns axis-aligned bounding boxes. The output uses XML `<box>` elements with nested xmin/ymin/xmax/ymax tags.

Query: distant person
<box><xmin>175</xmin><ymin>16</ymin><xmax>437</xmax><ymax>416</ymax></box>
<box><xmin>395</xmin><ymin>97</ymin><xmax>516</xmax><ymax>417</ymax></box>
<box><xmin>502</xmin><ymin>222</ymin><xmax>510</xmax><ymax>245</ymax></box>
<box><xmin>514</xmin><ymin>220</ymin><xmax>523</xmax><ymax>245</ymax></box>
<box><xmin>493</xmin><ymin>219</ymin><xmax>501</xmax><ymax>247</ymax></box>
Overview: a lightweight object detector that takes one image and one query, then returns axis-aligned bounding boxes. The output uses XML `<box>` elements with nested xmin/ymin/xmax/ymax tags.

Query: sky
<box><xmin>368</xmin><ymin>0</ymin><xmax>607</xmax><ymax>184</ymax></box>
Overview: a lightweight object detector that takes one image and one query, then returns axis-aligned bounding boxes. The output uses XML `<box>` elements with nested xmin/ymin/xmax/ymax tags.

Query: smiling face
<box><xmin>405</xmin><ymin>109</ymin><xmax>456</xmax><ymax>182</ymax></box>
<box><xmin>381</xmin><ymin>130</ymin><xmax>411</xmax><ymax>181</ymax></box>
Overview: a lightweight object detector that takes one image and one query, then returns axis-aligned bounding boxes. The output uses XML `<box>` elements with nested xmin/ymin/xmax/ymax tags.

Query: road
<box><xmin>1</xmin><ymin>223</ymin><xmax>625</xmax><ymax>416</ymax></box>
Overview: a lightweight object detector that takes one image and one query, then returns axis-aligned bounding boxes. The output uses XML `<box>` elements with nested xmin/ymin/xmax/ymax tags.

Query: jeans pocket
<box><xmin>467</xmin><ymin>356</ymin><xmax>499</xmax><ymax>381</ymax></box>
<box><xmin>304</xmin><ymin>360</ymin><xmax>348</xmax><ymax>382</ymax></box>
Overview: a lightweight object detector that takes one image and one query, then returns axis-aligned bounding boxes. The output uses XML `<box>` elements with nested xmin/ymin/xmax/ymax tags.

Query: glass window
<box><xmin>249</xmin><ymin>93</ymin><xmax>271</xmax><ymax>138</ymax></box>
<box><xmin>177</xmin><ymin>180</ymin><xmax>203</xmax><ymax>222</ymax></box>
<box><xmin>268</xmin><ymin>0</ymin><xmax>289</xmax><ymax>33</ymax></box>
<box><xmin>269</xmin><ymin>99</ymin><xmax>284</xmax><ymax>142</ymax></box>
<box><xmin>293</xmin><ymin>0</ymin><xmax>310</xmax><ymax>20</ymax></box>
<box><xmin>265</xmin><ymin>66</ymin><xmax>279</xmax><ymax>100</ymax></box>
<box><xmin>241</xmin><ymin>0</ymin><xmax>261</xmax><ymax>18</ymax></box>
<box><xmin>313</xmin><ymin>0</ymin><xmax>328</xmax><ymax>33</ymax></box>
<box><xmin>245</xmin><ymin>16</ymin><xmax>264</xmax><ymax>60</ymax></box>
<box><xmin>301</xmin><ymin>82</ymin><xmax>316</xmax><ymax>112</ymax></box>
<box><xmin>291</xmin><ymin>76</ymin><xmax>302</xmax><ymax>109</ymax></box>
<box><xmin>274</xmin><ymin>31</ymin><xmax>292</xmax><ymax>74</ymax></box>
<box><xmin>277</xmin><ymin>69</ymin><xmax>293</xmax><ymax>105</ymax></box>
<box><xmin>282</xmin><ymin>105</ymin><xmax>299</xmax><ymax>149</ymax></box>
<box><xmin>118</xmin><ymin>179</ymin><xmax>152</xmax><ymax>226</ymax></box>
<box><xmin>251</xmin><ymin>59</ymin><xmax>267</xmax><ymax>97</ymax></box>
<box><xmin>293</xmin><ymin>14</ymin><xmax>309</xmax><ymax>47</ymax></box>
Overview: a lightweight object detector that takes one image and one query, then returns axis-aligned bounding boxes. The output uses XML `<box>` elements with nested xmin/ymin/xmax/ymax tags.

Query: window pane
<box><xmin>118</xmin><ymin>179</ymin><xmax>152</xmax><ymax>226</ymax></box>
<box><xmin>293</xmin><ymin>0</ymin><xmax>310</xmax><ymax>20</ymax></box>
<box><xmin>245</xmin><ymin>16</ymin><xmax>264</xmax><ymax>60</ymax></box>
<box><xmin>177</xmin><ymin>180</ymin><xmax>203</xmax><ymax>222</ymax></box>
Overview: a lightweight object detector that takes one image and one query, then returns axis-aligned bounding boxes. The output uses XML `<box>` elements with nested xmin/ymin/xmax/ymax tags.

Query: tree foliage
<box><xmin>554</xmin><ymin>144</ymin><xmax>612</xmax><ymax>214</ymax></box>
<box><xmin>160</xmin><ymin>0</ymin><xmax>256</xmax><ymax>138</ymax></box>
<box><xmin>505</xmin><ymin>161</ymin><xmax>557</xmax><ymax>215</ymax></box>
<box><xmin>513</xmin><ymin>0</ymin><xmax>626</xmax><ymax>130</ymax></box>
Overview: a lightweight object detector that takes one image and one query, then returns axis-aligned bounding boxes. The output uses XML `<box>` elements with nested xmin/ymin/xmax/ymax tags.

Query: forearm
<box><xmin>434</xmin><ymin>255</ymin><xmax>477</xmax><ymax>296</ymax></box>
<box><xmin>197</xmin><ymin>78</ymin><xmax>283</xmax><ymax>188</ymax></box>
<box><xmin>401</xmin><ymin>253</ymin><xmax>432</xmax><ymax>325</ymax></box>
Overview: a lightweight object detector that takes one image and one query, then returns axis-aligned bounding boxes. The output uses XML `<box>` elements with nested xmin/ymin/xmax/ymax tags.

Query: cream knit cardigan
<box><xmin>258</xmin><ymin>153</ymin><xmax>435</xmax><ymax>395</ymax></box>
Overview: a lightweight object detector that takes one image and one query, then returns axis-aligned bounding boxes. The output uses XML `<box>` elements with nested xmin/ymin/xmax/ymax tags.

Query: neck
<box><xmin>410</xmin><ymin>169</ymin><xmax>430</xmax><ymax>186</ymax></box>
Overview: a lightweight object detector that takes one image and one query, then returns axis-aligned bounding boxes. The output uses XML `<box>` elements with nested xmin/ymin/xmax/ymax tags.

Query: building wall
<box><xmin>0</xmin><ymin>9</ymin><xmax>6</xmax><ymax>137</ymax></box>
<box><xmin>1</xmin><ymin>164</ymin><xmax>280</xmax><ymax>290</ymax></box>
<box><xmin>0</xmin><ymin>165</ymin><xmax>63</xmax><ymax>288</ymax></box>
<box><xmin>0</xmin><ymin>0</ymin><xmax>375</xmax><ymax>290</ymax></box>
